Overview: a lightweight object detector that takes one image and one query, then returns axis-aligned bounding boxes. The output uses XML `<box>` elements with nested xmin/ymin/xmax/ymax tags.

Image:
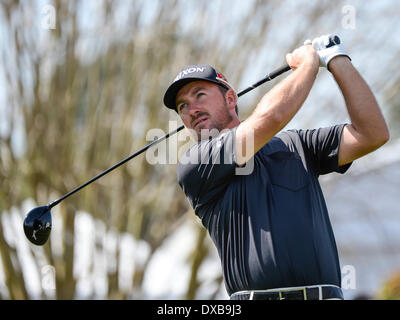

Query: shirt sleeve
<box><xmin>294</xmin><ymin>124</ymin><xmax>352</xmax><ymax>175</ymax></box>
<box><xmin>177</xmin><ymin>127</ymin><xmax>239</xmax><ymax>211</ymax></box>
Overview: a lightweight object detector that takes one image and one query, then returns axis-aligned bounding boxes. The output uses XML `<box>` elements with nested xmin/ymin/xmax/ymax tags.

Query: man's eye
<box><xmin>197</xmin><ymin>92</ymin><xmax>205</xmax><ymax>99</ymax></box>
<box><xmin>178</xmin><ymin>103</ymin><xmax>187</xmax><ymax>112</ymax></box>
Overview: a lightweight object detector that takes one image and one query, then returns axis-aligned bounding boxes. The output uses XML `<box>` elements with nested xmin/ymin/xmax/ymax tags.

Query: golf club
<box><xmin>23</xmin><ymin>64</ymin><xmax>292</xmax><ymax>245</ymax></box>
<box><xmin>24</xmin><ymin>33</ymin><xmax>340</xmax><ymax>246</ymax></box>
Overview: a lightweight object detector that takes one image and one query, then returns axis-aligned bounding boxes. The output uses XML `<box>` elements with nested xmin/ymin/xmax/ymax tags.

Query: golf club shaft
<box><xmin>48</xmin><ymin>125</ymin><xmax>183</xmax><ymax>209</ymax></box>
<box><xmin>237</xmin><ymin>64</ymin><xmax>291</xmax><ymax>97</ymax></box>
<box><xmin>47</xmin><ymin>63</ymin><xmax>291</xmax><ymax>209</ymax></box>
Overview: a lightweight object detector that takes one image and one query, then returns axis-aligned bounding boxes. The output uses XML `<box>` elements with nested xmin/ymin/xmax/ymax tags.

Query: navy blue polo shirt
<box><xmin>177</xmin><ymin>124</ymin><xmax>351</xmax><ymax>296</ymax></box>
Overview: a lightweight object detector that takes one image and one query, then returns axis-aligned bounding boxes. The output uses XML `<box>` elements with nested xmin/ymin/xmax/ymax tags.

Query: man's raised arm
<box><xmin>235</xmin><ymin>45</ymin><xmax>319</xmax><ymax>166</ymax></box>
<box><xmin>330</xmin><ymin>57</ymin><xmax>390</xmax><ymax>166</ymax></box>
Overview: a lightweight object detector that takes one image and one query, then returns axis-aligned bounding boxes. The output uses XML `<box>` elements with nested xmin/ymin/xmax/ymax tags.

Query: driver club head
<box><xmin>23</xmin><ymin>205</ymin><xmax>52</xmax><ymax>246</ymax></box>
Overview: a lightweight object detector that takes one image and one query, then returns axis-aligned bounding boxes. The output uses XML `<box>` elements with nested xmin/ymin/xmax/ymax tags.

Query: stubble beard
<box><xmin>194</xmin><ymin>99</ymin><xmax>233</xmax><ymax>141</ymax></box>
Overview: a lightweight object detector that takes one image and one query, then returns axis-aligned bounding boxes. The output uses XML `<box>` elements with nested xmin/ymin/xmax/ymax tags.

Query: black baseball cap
<box><xmin>163</xmin><ymin>64</ymin><xmax>234</xmax><ymax>111</ymax></box>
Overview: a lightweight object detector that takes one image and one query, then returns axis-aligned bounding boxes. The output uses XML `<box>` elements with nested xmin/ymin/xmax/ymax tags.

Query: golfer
<box><xmin>163</xmin><ymin>34</ymin><xmax>389</xmax><ymax>300</ymax></box>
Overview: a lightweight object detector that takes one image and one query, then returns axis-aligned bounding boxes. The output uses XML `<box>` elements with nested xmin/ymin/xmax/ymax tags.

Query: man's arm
<box><xmin>235</xmin><ymin>45</ymin><xmax>319</xmax><ymax>166</ymax></box>
<box><xmin>329</xmin><ymin>57</ymin><xmax>390</xmax><ymax>166</ymax></box>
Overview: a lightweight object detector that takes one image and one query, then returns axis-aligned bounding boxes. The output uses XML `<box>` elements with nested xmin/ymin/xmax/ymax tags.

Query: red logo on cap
<box><xmin>216</xmin><ymin>72</ymin><xmax>227</xmax><ymax>82</ymax></box>
<box><xmin>216</xmin><ymin>71</ymin><xmax>231</xmax><ymax>89</ymax></box>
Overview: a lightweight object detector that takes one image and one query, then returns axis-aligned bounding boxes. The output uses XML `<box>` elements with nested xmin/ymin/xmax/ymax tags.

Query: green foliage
<box><xmin>377</xmin><ymin>270</ymin><xmax>400</xmax><ymax>300</ymax></box>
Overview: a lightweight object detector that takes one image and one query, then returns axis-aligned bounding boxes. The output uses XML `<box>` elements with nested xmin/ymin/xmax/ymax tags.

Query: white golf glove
<box><xmin>304</xmin><ymin>34</ymin><xmax>351</xmax><ymax>71</ymax></box>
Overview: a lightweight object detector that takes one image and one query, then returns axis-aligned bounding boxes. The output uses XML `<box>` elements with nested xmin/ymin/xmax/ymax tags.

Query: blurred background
<box><xmin>0</xmin><ymin>0</ymin><xmax>399</xmax><ymax>300</ymax></box>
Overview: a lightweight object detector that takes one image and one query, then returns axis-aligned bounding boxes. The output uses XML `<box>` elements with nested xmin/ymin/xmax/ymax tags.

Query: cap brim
<box><xmin>163</xmin><ymin>78</ymin><xmax>199</xmax><ymax>110</ymax></box>
<box><xmin>163</xmin><ymin>78</ymin><xmax>230</xmax><ymax>111</ymax></box>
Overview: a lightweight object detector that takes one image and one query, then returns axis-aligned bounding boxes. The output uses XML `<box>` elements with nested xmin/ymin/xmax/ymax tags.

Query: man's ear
<box><xmin>225</xmin><ymin>89</ymin><xmax>238</xmax><ymax>111</ymax></box>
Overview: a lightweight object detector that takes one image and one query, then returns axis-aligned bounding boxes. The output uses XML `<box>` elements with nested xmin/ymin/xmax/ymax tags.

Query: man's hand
<box><xmin>286</xmin><ymin>44</ymin><xmax>320</xmax><ymax>72</ymax></box>
<box><xmin>305</xmin><ymin>34</ymin><xmax>351</xmax><ymax>71</ymax></box>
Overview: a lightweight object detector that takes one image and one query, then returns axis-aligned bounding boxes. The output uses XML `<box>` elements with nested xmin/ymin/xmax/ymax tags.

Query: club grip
<box><xmin>267</xmin><ymin>64</ymin><xmax>292</xmax><ymax>80</ymax></box>
<box><xmin>327</xmin><ymin>35</ymin><xmax>340</xmax><ymax>47</ymax></box>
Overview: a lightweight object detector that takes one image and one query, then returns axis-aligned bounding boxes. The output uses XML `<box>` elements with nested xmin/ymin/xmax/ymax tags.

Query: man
<box><xmin>163</xmin><ymin>35</ymin><xmax>389</xmax><ymax>300</ymax></box>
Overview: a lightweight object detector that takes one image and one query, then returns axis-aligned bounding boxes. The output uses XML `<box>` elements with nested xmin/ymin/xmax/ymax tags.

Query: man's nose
<box><xmin>187</xmin><ymin>102</ymin><xmax>202</xmax><ymax>117</ymax></box>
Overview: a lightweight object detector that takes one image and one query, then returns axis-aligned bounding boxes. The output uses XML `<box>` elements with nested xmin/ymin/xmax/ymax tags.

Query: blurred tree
<box><xmin>377</xmin><ymin>270</ymin><xmax>400</xmax><ymax>300</ymax></box>
<box><xmin>0</xmin><ymin>0</ymin><xmax>285</xmax><ymax>299</ymax></box>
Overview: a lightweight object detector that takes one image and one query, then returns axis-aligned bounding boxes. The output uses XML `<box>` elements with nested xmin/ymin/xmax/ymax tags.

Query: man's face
<box><xmin>175</xmin><ymin>80</ymin><xmax>234</xmax><ymax>140</ymax></box>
